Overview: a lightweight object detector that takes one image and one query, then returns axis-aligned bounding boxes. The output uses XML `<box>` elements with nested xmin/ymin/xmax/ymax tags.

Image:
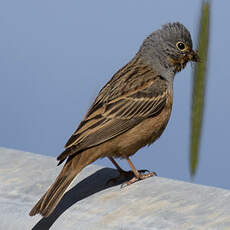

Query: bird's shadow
<box><xmin>32</xmin><ymin>167</ymin><xmax>127</xmax><ymax>230</ymax></box>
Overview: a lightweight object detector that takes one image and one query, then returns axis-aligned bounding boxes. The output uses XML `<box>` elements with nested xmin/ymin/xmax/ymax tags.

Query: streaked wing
<box><xmin>57</xmin><ymin>58</ymin><xmax>169</xmax><ymax>162</ymax></box>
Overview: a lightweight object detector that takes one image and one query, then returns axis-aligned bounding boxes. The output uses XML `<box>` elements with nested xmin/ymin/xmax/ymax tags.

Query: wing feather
<box><xmin>58</xmin><ymin>58</ymin><xmax>170</xmax><ymax>163</ymax></box>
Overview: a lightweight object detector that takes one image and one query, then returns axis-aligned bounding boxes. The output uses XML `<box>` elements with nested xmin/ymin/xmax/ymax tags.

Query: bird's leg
<box><xmin>106</xmin><ymin>157</ymin><xmax>133</xmax><ymax>185</ymax></box>
<box><xmin>108</xmin><ymin>157</ymin><xmax>126</xmax><ymax>174</ymax></box>
<box><xmin>107</xmin><ymin>157</ymin><xmax>152</xmax><ymax>185</ymax></box>
<box><xmin>122</xmin><ymin>156</ymin><xmax>157</xmax><ymax>187</ymax></box>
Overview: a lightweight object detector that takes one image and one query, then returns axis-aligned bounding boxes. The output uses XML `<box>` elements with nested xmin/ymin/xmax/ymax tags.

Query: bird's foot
<box><xmin>106</xmin><ymin>169</ymin><xmax>149</xmax><ymax>185</ymax></box>
<box><xmin>121</xmin><ymin>171</ymin><xmax>157</xmax><ymax>188</ymax></box>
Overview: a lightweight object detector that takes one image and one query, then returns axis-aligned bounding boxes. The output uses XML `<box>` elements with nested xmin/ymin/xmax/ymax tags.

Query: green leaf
<box><xmin>190</xmin><ymin>1</ymin><xmax>210</xmax><ymax>178</ymax></box>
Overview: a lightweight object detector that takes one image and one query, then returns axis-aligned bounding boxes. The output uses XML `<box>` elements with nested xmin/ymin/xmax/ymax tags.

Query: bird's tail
<box><xmin>29</xmin><ymin>155</ymin><xmax>81</xmax><ymax>217</ymax></box>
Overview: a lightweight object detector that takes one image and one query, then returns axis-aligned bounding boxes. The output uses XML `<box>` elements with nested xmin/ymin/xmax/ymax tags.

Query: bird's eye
<box><xmin>176</xmin><ymin>42</ymin><xmax>186</xmax><ymax>51</ymax></box>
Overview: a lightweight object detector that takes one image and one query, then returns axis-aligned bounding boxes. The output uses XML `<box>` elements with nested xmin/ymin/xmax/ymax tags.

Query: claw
<box><xmin>121</xmin><ymin>171</ymin><xmax>157</xmax><ymax>188</ymax></box>
<box><xmin>138</xmin><ymin>169</ymin><xmax>150</xmax><ymax>174</ymax></box>
<box><xmin>106</xmin><ymin>169</ymin><xmax>153</xmax><ymax>185</ymax></box>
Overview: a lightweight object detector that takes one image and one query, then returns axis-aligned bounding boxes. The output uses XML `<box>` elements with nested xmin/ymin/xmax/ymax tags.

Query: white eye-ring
<box><xmin>176</xmin><ymin>41</ymin><xmax>186</xmax><ymax>51</ymax></box>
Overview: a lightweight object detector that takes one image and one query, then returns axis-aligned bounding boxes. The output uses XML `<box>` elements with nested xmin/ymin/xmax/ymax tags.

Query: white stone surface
<box><xmin>1</xmin><ymin>147</ymin><xmax>230</xmax><ymax>230</ymax></box>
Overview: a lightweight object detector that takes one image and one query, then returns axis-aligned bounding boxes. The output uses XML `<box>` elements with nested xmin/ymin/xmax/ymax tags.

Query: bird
<box><xmin>29</xmin><ymin>22</ymin><xmax>199</xmax><ymax>217</ymax></box>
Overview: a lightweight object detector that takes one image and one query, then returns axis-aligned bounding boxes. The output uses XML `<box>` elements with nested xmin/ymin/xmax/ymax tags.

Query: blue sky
<box><xmin>1</xmin><ymin>0</ymin><xmax>229</xmax><ymax>189</ymax></box>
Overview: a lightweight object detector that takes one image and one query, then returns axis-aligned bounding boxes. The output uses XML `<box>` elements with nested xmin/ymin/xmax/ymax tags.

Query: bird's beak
<box><xmin>188</xmin><ymin>50</ymin><xmax>200</xmax><ymax>62</ymax></box>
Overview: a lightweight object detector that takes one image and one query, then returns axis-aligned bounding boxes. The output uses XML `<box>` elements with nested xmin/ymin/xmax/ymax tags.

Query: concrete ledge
<box><xmin>1</xmin><ymin>147</ymin><xmax>230</xmax><ymax>230</ymax></box>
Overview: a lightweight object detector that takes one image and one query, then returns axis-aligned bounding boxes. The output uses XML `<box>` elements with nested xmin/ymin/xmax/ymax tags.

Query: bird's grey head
<box><xmin>138</xmin><ymin>22</ymin><xmax>199</xmax><ymax>76</ymax></box>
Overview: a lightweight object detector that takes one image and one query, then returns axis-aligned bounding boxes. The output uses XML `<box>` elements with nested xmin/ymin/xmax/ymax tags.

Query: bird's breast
<box><xmin>146</xmin><ymin>91</ymin><xmax>173</xmax><ymax>145</ymax></box>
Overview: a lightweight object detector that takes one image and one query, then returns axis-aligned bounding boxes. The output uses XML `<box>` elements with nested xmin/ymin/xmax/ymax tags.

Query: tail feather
<box><xmin>30</xmin><ymin>148</ymin><xmax>99</xmax><ymax>217</ymax></box>
<box><xmin>29</xmin><ymin>160</ymin><xmax>77</xmax><ymax>217</ymax></box>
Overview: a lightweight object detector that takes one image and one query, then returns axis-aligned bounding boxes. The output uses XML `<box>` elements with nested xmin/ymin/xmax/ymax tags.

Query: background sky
<box><xmin>1</xmin><ymin>0</ymin><xmax>229</xmax><ymax>189</ymax></box>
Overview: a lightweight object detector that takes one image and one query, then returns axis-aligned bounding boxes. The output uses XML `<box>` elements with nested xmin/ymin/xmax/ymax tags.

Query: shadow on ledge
<box><xmin>32</xmin><ymin>167</ymin><xmax>125</xmax><ymax>230</ymax></box>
